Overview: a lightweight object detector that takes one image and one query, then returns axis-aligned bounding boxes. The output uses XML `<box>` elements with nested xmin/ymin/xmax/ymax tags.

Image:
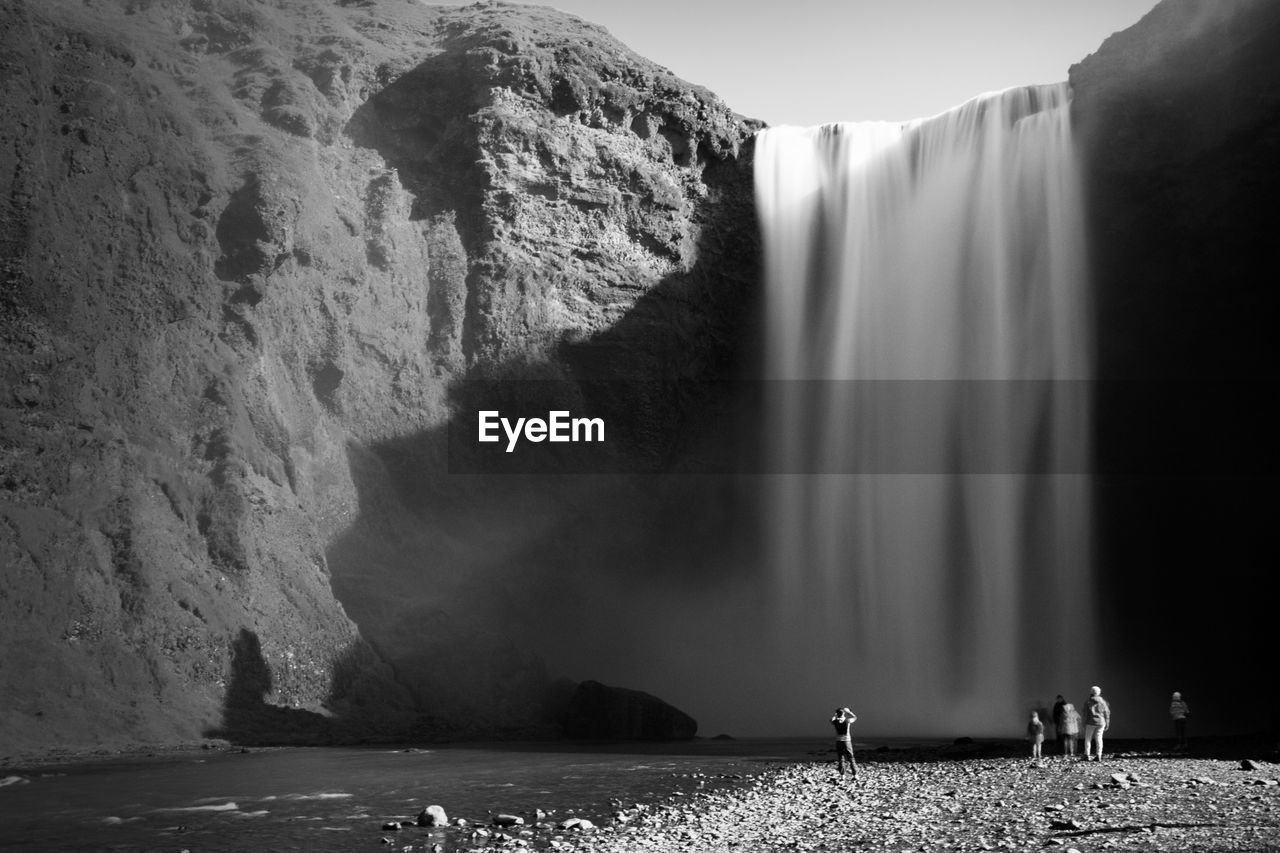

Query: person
<box><xmin>1169</xmin><ymin>691</ymin><xmax>1191</xmax><ymax>750</ymax></box>
<box><xmin>1060</xmin><ymin>701</ymin><xmax>1080</xmax><ymax>756</ymax></box>
<box><xmin>830</xmin><ymin>707</ymin><xmax>858</xmax><ymax>778</ymax></box>
<box><xmin>1051</xmin><ymin>694</ymin><xmax>1068</xmax><ymax>755</ymax></box>
<box><xmin>1082</xmin><ymin>685</ymin><xmax>1111</xmax><ymax>761</ymax></box>
<box><xmin>1027</xmin><ymin>710</ymin><xmax>1045</xmax><ymax>764</ymax></box>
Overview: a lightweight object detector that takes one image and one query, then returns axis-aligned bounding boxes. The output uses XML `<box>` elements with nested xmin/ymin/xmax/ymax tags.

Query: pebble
<box><xmin>363</xmin><ymin>752</ymin><xmax>1277</xmax><ymax>852</ymax></box>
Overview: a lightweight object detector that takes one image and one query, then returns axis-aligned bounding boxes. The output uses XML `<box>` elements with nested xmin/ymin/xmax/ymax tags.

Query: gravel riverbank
<box><xmin>539</xmin><ymin>745</ymin><xmax>1280</xmax><ymax>853</ymax></box>
<box><xmin>6</xmin><ymin>739</ymin><xmax>1277</xmax><ymax>851</ymax></box>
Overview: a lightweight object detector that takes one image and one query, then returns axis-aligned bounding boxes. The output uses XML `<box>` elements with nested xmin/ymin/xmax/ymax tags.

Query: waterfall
<box><xmin>754</xmin><ymin>84</ymin><xmax>1094</xmax><ymax>734</ymax></box>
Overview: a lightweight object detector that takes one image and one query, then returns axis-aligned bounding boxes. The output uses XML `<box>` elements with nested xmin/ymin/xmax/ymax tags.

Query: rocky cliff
<box><xmin>1071</xmin><ymin>0</ymin><xmax>1280</xmax><ymax>382</ymax></box>
<box><xmin>1069</xmin><ymin>0</ymin><xmax>1279</xmax><ymax>729</ymax></box>
<box><xmin>4</xmin><ymin>0</ymin><xmax>1277</xmax><ymax>756</ymax></box>
<box><xmin>0</xmin><ymin>0</ymin><xmax>755</xmax><ymax>755</ymax></box>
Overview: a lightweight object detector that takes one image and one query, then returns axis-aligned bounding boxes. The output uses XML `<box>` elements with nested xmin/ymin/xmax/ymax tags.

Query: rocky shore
<box><xmin>403</xmin><ymin>742</ymin><xmax>1280</xmax><ymax>853</ymax></box>
<box><xmin>3</xmin><ymin>738</ymin><xmax>1277</xmax><ymax>851</ymax></box>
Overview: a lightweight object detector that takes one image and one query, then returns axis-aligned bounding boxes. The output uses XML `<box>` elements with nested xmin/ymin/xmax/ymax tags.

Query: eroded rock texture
<box><xmin>0</xmin><ymin>0</ymin><xmax>754</xmax><ymax>754</ymax></box>
<box><xmin>8</xmin><ymin>0</ymin><xmax>1273</xmax><ymax>755</ymax></box>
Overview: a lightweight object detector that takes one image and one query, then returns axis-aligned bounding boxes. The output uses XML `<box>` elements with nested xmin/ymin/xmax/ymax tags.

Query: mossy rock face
<box><xmin>0</xmin><ymin>0</ymin><xmax>757</xmax><ymax>756</ymax></box>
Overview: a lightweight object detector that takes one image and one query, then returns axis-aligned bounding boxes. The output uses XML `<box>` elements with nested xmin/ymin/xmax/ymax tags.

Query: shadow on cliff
<box><xmin>320</xmin><ymin>131</ymin><xmax>768</xmax><ymax>738</ymax></box>
<box><xmin>343</xmin><ymin>31</ymin><xmax>504</xmax><ymax>236</ymax></box>
<box><xmin>205</xmin><ymin>628</ymin><xmax>426</xmax><ymax>745</ymax></box>
<box><xmin>205</xmin><ymin>628</ymin><xmax>335</xmax><ymax>744</ymax></box>
<box><xmin>321</xmin><ymin>0</ymin><xmax>1280</xmax><ymax>744</ymax></box>
<box><xmin>1073</xmin><ymin>0</ymin><xmax>1280</xmax><ymax>733</ymax></box>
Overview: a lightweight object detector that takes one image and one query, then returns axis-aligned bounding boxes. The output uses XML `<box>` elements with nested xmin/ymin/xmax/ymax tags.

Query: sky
<box><xmin>481</xmin><ymin>0</ymin><xmax>1160</xmax><ymax>126</ymax></box>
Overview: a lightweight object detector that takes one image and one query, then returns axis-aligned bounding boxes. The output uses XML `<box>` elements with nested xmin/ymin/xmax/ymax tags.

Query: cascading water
<box><xmin>755</xmin><ymin>84</ymin><xmax>1094</xmax><ymax>734</ymax></box>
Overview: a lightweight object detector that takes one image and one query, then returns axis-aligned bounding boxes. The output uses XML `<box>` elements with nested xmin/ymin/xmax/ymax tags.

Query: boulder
<box><xmin>417</xmin><ymin>805</ymin><xmax>448</xmax><ymax>827</ymax></box>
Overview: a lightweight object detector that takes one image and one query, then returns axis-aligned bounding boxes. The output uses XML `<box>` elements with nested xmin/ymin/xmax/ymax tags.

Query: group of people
<box><xmin>1028</xmin><ymin>687</ymin><xmax>1192</xmax><ymax>762</ymax></box>
<box><xmin>1028</xmin><ymin>686</ymin><xmax>1111</xmax><ymax>762</ymax></box>
<box><xmin>830</xmin><ymin>687</ymin><xmax>1192</xmax><ymax>777</ymax></box>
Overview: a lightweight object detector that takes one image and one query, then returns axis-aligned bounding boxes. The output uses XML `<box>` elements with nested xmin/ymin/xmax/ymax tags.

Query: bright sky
<box><xmin>482</xmin><ymin>0</ymin><xmax>1159</xmax><ymax>126</ymax></box>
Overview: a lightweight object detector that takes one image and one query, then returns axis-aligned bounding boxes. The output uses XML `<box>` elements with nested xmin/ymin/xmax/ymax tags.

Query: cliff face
<box><xmin>7</xmin><ymin>0</ymin><xmax>1274</xmax><ymax>755</ymax></box>
<box><xmin>1070</xmin><ymin>0</ymin><xmax>1280</xmax><ymax>381</ymax></box>
<box><xmin>0</xmin><ymin>0</ymin><xmax>755</xmax><ymax>755</ymax></box>
<box><xmin>1070</xmin><ymin>0</ymin><xmax>1279</xmax><ymax>728</ymax></box>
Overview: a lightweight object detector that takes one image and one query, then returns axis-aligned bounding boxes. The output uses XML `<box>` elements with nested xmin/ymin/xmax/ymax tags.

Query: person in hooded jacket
<box><xmin>1051</xmin><ymin>694</ymin><xmax>1068</xmax><ymax>754</ymax></box>
<box><xmin>1083</xmin><ymin>685</ymin><xmax>1111</xmax><ymax>761</ymax></box>
<box><xmin>1060</xmin><ymin>701</ymin><xmax>1081</xmax><ymax>756</ymax></box>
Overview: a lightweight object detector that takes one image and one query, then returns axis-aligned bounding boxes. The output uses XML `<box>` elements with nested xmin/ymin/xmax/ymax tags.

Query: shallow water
<box><xmin>0</xmin><ymin>739</ymin><xmax>841</xmax><ymax>851</ymax></box>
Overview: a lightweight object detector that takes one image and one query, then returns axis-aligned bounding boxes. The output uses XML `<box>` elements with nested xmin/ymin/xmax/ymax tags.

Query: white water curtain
<box><xmin>755</xmin><ymin>85</ymin><xmax>1094</xmax><ymax>733</ymax></box>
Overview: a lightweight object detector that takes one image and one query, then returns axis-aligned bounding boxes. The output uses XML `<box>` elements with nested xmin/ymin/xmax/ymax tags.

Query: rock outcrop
<box><xmin>0</xmin><ymin>0</ymin><xmax>757</xmax><ymax>756</ymax></box>
<box><xmin>560</xmin><ymin>679</ymin><xmax>697</xmax><ymax>741</ymax></box>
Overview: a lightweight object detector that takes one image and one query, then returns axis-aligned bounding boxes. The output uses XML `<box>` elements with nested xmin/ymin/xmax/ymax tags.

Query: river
<box><xmin>0</xmin><ymin>738</ymin><xmax>855</xmax><ymax>851</ymax></box>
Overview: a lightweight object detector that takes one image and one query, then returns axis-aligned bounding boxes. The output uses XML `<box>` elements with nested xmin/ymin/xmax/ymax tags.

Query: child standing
<box><xmin>1061</xmin><ymin>702</ymin><xmax>1080</xmax><ymax>756</ymax></box>
<box><xmin>1027</xmin><ymin>710</ymin><xmax>1045</xmax><ymax>764</ymax></box>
